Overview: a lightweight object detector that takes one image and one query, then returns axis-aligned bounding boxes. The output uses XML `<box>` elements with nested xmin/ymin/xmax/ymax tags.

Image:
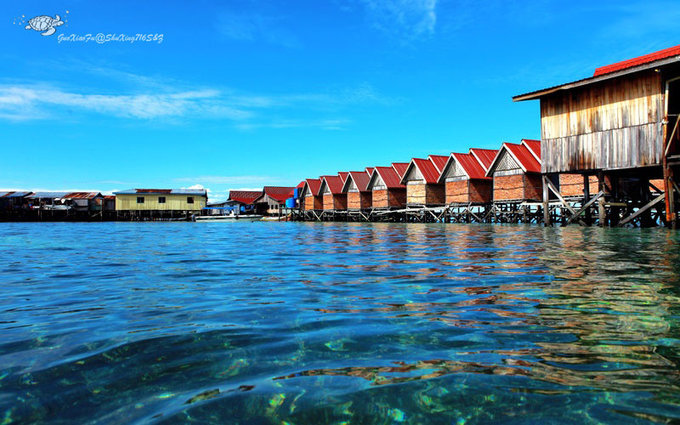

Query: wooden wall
<box><xmin>446</xmin><ymin>180</ymin><xmax>493</xmax><ymax>204</ymax></box>
<box><xmin>372</xmin><ymin>189</ymin><xmax>406</xmax><ymax>208</ymax></box>
<box><xmin>493</xmin><ymin>175</ymin><xmax>542</xmax><ymax>201</ymax></box>
<box><xmin>115</xmin><ymin>194</ymin><xmax>206</xmax><ymax>211</ymax></box>
<box><xmin>323</xmin><ymin>194</ymin><xmax>347</xmax><ymax>210</ymax></box>
<box><xmin>347</xmin><ymin>192</ymin><xmax>371</xmax><ymax>210</ymax></box>
<box><xmin>304</xmin><ymin>195</ymin><xmax>322</xmax><ymax>210</ymax></box>
<box><xmin>407</xmin><ymin>183</ymin><xmax>445</xmax><ymax>206</ymax></box>
<box><xmin>540</xmin><ymin>70</ymin><xmax>664</xmax><ymax>173</ymax></box>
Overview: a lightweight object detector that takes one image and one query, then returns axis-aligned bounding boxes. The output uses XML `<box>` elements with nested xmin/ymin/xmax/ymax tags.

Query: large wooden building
<box><xmin>514</xmin><ymin>44</ymin><xmax>680</xmax><ymax>224</ymax></box>
<box><xmin>367</xmin><ymin>166</ymin><xmax>407</xmax><ymax>208</ymax></box>
<box><xmin>254</xmin><ymin>186</ymin><xmax>294</xmax><ymax>215</ymax></box>
<box><xmin>115</xmin><ymin>188</ymin><xmax>207</xmax><ymax>211</ymax></box>
<box><xmin>486</xmin><ymin>140</ymin><xmax>543</xmax><ymax>202</ymax></box>
<box><xmin>401</xmin><ymin>158</ymin><xmax>446</xmax><ymax>206</ymax></box>
<box><xmin>342</xmin><ymin>171</ymin><xmax>372</xmax><ymax>210</ymax></box>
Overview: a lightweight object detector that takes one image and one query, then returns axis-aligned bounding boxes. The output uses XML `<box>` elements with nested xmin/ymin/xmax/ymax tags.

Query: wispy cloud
<box><xmin>357</xmin><ymin>0</ymin><xmax>438</xmax><ymax>38</ymax></box>
<box><xmin>0</xmin><ymin>79</ymin><xmax>390</xmax><ymax>127</ymax></box>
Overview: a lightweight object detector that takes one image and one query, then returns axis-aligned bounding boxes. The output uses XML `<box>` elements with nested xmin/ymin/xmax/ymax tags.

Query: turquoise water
<box><xmin>1</xmin><ymin>222</ymin><xmax>680</xmax><ymax>424</ymax></box>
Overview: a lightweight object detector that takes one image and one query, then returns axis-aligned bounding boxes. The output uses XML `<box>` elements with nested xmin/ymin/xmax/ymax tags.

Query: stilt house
<box><xmin>486</xmin><ymin>140</ymin><xmax>543</xmax><ymax>202</ymax></box>
<box><xmin>342</xmin><ymin>171</ymin><xmax>372</xmax><ymax>210</ymax></box>
<box><xmin>367</xmin><ymin>166</ymin><xmax>407</xmax><ymax>208</ymax></box>
<box><xmin>401</xmin><ymin>157</ymin><xmax>446</xmax><ymax>206</ymax></box>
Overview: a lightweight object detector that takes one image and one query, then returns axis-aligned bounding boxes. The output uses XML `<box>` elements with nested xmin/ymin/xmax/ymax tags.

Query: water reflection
<box><xmin>1</xmin><ymin>223</ymin><xmax>679</xmax><ymax>424</ymax></box>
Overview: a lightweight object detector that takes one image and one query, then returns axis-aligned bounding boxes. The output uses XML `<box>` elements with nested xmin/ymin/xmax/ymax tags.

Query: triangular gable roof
<box><xmin>228</xmin><ymin>190</ymin><xmax>263</xmax><ymax>204</ymax></box>
<box><xmin>368</xmin><ymin>166</ymin><xmax>405</xmax><ymax>190</ymax></box>
<box><xmin>296</xmin><ymin>181</ymin><xmax>305</xmax><ymax>189</ymax></box>
<box><xmin>401</xmin><ymin>158</ymin><xmax>441</xmax><ymax>185</ymax></box>
<box><xmin>261</xmin><ymin>186</ymin><xmax>294</xmax><ymax>203</ymax></box>
<box><xmin>469</xmin><ymin>148</ymin><xmax>499</xmax><ymax>172</ymax></box>
<box><xmin>514</xmin><ymin>44</ymin><xmax>680</xmax><ymax>101</ymax></box>
<box><xmin>438</xmin><ymin>153</ymin><xmax>489</xmax><ymax>183</ymax></box>
<box><xmin>392</xmin><ymin>162</ymin><xmax>409</xmax><ymax>179</ymax></box>
<box><xmin>302</xmin><ymin>179</ymin><xmax>321</xmax><ymax>197</ymax></box>
<box><xmin>365</xmin><ymin>167</ymin><xmax>375</xmax><ymax>175</ymax></box>
<box><xmin>338</xmin><ymin>172</ymin><xmax>349</xmax><ymax>183</ymax></box>
<box><xmin>319</xmin><ymin>175</ymin><xmax>344</xmax><ymax>195</ymax></box>
<box><xmin>341</xmin><ymin>171</ymin><xmax>371</xmax><ymax>193</ymax></box>
<box><xmin>486</xmin><ymin>142</ymin><xmax>541</xmax><ymax>176</ymax></box>
<box><xmin>522</xmin><ymin>139</ymin><xmax>541</xmax><ymax>162</ymax></box>
<box><xmin>428</xmin><ymin>155</ymin><xmax>449</xmax><ymax>173</ymax></box>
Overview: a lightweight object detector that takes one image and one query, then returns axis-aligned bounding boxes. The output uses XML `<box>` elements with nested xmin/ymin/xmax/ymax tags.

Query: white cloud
<box><xmin>357</xmin><ymin>0</ymin><xmax>438</xmax><ymax>37</ymax></box>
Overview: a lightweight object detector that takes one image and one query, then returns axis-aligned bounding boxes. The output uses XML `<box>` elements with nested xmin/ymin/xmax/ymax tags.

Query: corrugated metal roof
<box><xmin>228</xmin><ymin>190</ymin><xmax>262</xmax><ymax>204</ymax></box>
<box><xmin>392</xmin><ymin>162</ymin><xmax>409</xmax><ymax>179</ymax></box>
<box><xmin>303</xmin><ymin>178</ymin><xmax>321</xmax><ymax>196</ymax></box>
<box><xmin>296</xmin><ymin>181</ymin><xmax>305</xmax><ymax>188</ymax></box>
<box><xmin>522</xmin><ymin>139</ymin><xmax>541</xmax><ymax>161</ymax></box>
<box><xmin>114</xmin><ymin>188</ymin><xmax>207</xmax><ymax>195</ymax></box>
<box><xmin>63</xmin><ymin>192</ymin><xmax>101</xmax><ymax>199</ymax></box>
<box><xmin>338</xmin><ymin>172</ymin><xmax>349</xmax><ymax>183</ymax></box>
<box><xmin>342</xmin><ymin>171</ymin><xmax>371</xmax><ymax>192</ymax></box>
<box><xmin>0</xmin><ymin>191</ymin><xmax>32</xmax><ymax>198</ymax></box>
<box><xmin>429</xmin><ymin>155</ymin><xmax>449</xmax><ymax>173</ymax></box>
<box><xmin>365</xmin><ymin>167</ymin><xmax>375</xmax><ymax>175</ymax></box>
<box><xmin>514</xmin><ymin>44</ymin><xmax>680</xmax><ymax>101</ymax></box>
<box><xmin>487</xmin><ymin>142</ymin><xmax>541</xmax><ymax>175</ymax></box>
<box><xmin>452</xmin><ymin>153</ymin><xmax>490</xmax><ymax>180</ymax></box>
<box><xmin>594</xmin><ymin>44</ymin><xmax>680</xmax><ymax>76</ymax></box>
<box><xmin>320</xmin><ymin>175</ymin><xmax>344</xmax><ymax>195</ymax></box>
<box><xmin>372</xmin><ymin>166</ymin><xmax>405</xmax><ymax>189</ymax></box>
<box><xmin>27</xmin><ymin>192</ymin><xmax>69</xmax><ymax>199</ymax></box>
<box><xmin>469</xmin><ymin>148</ymin><xmax>499</xmax><ymax>171</ymax></box>
<box><xmin>262</xmin><ymin>186</ymin><xmax>294</xmax><ymax>203</ymax></box>
<box><xmin>403</xmin><ymin>158</ymin><xmax>441</xmax><ymax>184</ymax></box>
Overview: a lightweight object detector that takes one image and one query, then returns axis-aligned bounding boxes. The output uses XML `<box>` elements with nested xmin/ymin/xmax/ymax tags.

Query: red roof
<box><xmin>402</xmin><ymin>158</ymin><xmax>441</xmax><ymax>184</ymax></box>
<box><xmin>303</xmin><ymin>179</ymin><xmax>321</xmax><ymax>196</ymax></box>
<box><xmin>263</xmin><ymin>186</ymin><xmax>294</xmax><ymax>203</ymax></box>
<box><xmin>594</xmin><ymin>44</ymin><xmax>680</xmax><ymax>77</ymax></box>
<box><xmin>469</xmin><ymin>148</ymin><xmax>499</xmax><ymax>171</ymax></box>
<box><xmin>365</xmin><ymin>167</ymin><xmax>375</xmax><ymax>175</ymax></box>
<box><xmin>371</xmin><ymin>166</ymin><xmax>405</xmax><ymax>189</ymax></box>
<box><xmin>488</xmin><ymin>142</ymin><xmax>541</xmax><ymax>175</ymax></box>
<box><xmin>320</xmin><ymin>175</ymin><xmax>344</xmax><ymax>195</ymax></box>
<box><xmin>296</xmin><ymin>181</ymin><xmax>305</xmax><ymax>189</ymax></box>
<box><xmin>429</xmin><ymin>155</ymin><xmax>449</xmax><ymax>173</ymax></box>
<box><xmin>343</xmin><ymin>171</ymin><xmax>371</xmax><ymax>192</ymax></box>
<box><xmin>64</xmin><ymin>192</ymin><xmax>102</xmax><ymax>199</ymax></box>
<box><xmin>229</xmin><ymin>190</ymin><xmax>262</xmax><ymax>205</ymax></box>
<box><xmin>451</xmin><ymin>153</ymin><xmax>489</xmax><ymax>180</ymax></box>
<box><xmin>392</xmin><ymin>162</ymin><xmax>409</xmax><ymax>178</ymax></box>
<box><xmin>338</xmin><ymin>172</ymin><xmax>349</xmax><ymax>183</ymax></box>
<box><xmin>522</xmin><ymin>139</ymin><xmax>541</xmax><ymax>161</ymax></box>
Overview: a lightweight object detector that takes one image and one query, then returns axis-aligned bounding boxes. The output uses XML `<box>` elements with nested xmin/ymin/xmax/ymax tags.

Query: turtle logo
<box><xmin>25</xmin><ymin>14</ymin><xmax>64</xmax><ymax>36</ymax></box>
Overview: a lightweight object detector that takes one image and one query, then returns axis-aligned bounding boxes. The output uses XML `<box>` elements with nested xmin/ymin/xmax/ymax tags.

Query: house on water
<box><xmin>438</xmin><ymin>152</ymin><xmax>494</xmax><ymax>204</ymax></box>
<box><xmin>115</xmin><ymin>188</ymin><xmax>207</xmax><ymax>212</ymax></box>
<box><xmin>319</xmin><ymin>175</ymin><xmax>347</xmax><ymax>211</ymax></box>
<box><xmin>228</xmin><ymin>190</ymin><xmax>262</xmax><ymax>214</ymax></box>
<box><xmin>300</xmin><ymin>178</ymin><xmax>322</xmax><ymax>211</ymax></box>
<box><xmin>513</xmin><ymin>44</ymin><xmax>680</xmax><ymax>225</ymax></box>
<box><xmin>254</xmin><ymin>186</ymin><xmax>295</xmax><ymax>215</ymax></box>
<box><xmin>342</xmin><ymin>171</ymin><xmax>372</xmax><ymax>210</ymax></box>
<box><xmin>401</xmin><ymin>157</ymin><xmax>446</xmax><ymax>206</ymax></box>
<box><xmin>367</xmin><ymin>166</ymin><xmax>407</xmax><ymax>208</ymax></box>
<box><xmin>486</xmin><ymin>140</ymin><xmax>543</xmax><ymax>202</ymax></box>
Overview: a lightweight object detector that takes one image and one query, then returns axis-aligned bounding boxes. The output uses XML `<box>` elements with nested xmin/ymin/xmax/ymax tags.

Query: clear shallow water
<box><xmin>1</xmin><ymin>222</ymin><xmax>680</xmax><ymax>424</ymax></box>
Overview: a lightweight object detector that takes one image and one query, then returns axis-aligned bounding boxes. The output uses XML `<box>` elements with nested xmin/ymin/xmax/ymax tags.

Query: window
<box><xmin>137</xmin><ymin>197</ymin><xmax>144</xmax><ymax>204</ymax></box>
<box><xmin>158</xmin><ymin>197</ymin><xmax>166</xmax><ymax>204</ymax></box>
<box><xmin>187</xmin><ymin>197</ymin><xmax>194</xmax><ymax>204</ymax></box>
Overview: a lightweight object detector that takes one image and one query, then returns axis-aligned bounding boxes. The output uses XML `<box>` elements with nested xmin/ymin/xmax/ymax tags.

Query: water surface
<box><xmin>1</xmin><ymin>222</ymin><xmax>680</xmax><ymax>424</ymax></box>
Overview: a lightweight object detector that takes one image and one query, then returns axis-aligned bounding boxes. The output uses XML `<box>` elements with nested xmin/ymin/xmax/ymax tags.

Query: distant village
<box><xmin>3</xmin><ymin>44</ymin><xmax>680</xmax><ymax>227</ymax></box>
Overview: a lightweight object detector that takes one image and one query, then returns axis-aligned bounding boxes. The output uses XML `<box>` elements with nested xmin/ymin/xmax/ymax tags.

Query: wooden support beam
<box><xmin>618</xmin><ymin>194</ymin><xmax>665</xmax><ymax>226</ymax></box>
<box><xmin>544</xmin><ymin>176</ymin><xmax>579</xmax><ymax>218</ymax></box>
<box><xmin>562</xmin><ymin>191</ymin><xmax>604</xmax><ymax>227</ymax></box>
<box><xmin>542</xmin><ymin>176</ymin><xmax>550</xmax><ymax>226</ymax></box>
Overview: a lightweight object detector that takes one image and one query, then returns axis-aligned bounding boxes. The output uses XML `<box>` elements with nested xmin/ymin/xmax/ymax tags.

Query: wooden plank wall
<box><xmin>540</xmin><ymin>70</ymin><xmax>664</xmax><ymax>173</ymax></box>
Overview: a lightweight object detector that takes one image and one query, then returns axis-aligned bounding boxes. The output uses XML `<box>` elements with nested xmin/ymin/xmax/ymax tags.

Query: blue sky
<box><xmin>1</xmin><ymin>0</ymin><xmax>678</xmax><ymax>200</ymax></box>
